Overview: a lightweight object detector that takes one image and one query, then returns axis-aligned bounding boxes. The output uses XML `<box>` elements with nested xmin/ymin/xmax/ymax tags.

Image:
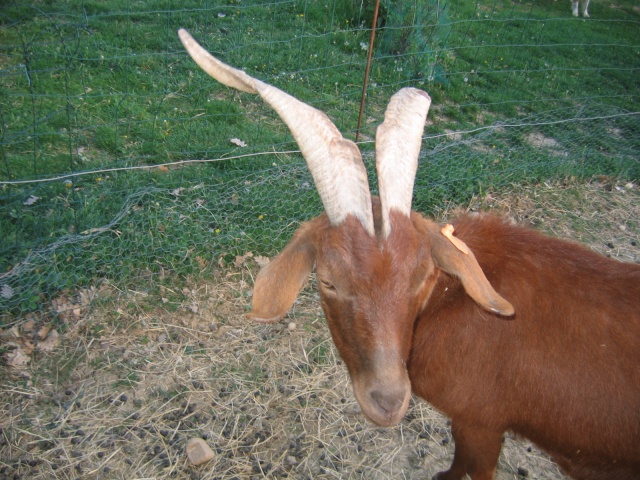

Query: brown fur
<box><xmin>250</xmin><ymin>202</ymin><xmax>640</xmax><ymax>479</ymax></box>
<box><xmin>410</xmin><ymin>214</ymin><xmax>640</xmax><ymax>480</ymax></box>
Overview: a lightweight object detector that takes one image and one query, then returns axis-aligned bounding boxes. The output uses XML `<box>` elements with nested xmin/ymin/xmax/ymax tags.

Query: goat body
<box><xmin>179</xmin><ymin>29</ymin><xmax>640</xmax><ymax>479</ymax></box>
<box><xmin>410</xmin><ymin>213</ymin><xmax>640</xmax><ymax>479</ymax></box>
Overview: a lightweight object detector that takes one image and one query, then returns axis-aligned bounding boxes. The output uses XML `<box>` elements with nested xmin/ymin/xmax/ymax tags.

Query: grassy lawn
<box><xmin>0</xmin><ymin>0</ymin><xmax>638</xmax><ymax>317</ymax></box>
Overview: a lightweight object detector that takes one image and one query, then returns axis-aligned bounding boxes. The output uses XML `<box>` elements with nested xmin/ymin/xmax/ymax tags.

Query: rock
<box><xmin>186</xmin><ymin>438</ymin><xmax>215</xmax><ymax>466</ymax></box>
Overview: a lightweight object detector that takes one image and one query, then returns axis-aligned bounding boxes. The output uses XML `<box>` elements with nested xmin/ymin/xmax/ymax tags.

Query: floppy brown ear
<box><xmin>247</xmin><ymin>219</ymin><xmax>319</xmax><ymax>323</ymax></box>
<box><xmin>419</xmin><ymin>218</ymin><xmax>515</xmax><ymax>317</ymax></box>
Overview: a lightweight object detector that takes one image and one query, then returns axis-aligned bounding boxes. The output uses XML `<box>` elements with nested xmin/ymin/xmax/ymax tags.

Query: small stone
<box><xmin>186</xmin><ymin>438</ymin><xmax>215</xmax><ymax>466</ymax></box>
<box><xmin>287</xmin><ymin>322</ymin><xmax>296</xmax><ymax>331</ymax></box>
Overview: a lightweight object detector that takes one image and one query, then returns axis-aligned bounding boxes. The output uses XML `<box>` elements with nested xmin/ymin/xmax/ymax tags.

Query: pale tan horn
<box><xmin>178</xmin><ymin>29</ymin><xmax>375</xmax><ymax>236</ymax></box>
<box><xmin>375</xmin><ymin>88</ymin><xmax>431</xmax><ymax>238</ymax></box>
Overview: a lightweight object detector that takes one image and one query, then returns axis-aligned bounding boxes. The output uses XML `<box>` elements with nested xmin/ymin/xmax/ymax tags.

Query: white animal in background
<box><xmin>572</xmin><ymin>0</ymin><xmax>590</xmax><ymax>17</ymax></box>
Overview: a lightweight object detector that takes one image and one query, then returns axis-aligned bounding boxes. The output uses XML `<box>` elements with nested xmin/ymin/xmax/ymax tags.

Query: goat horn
<box><xmin>178</xmin><ymin>29</ymin><xmax>375</xmax><ymax>236</ymax></box>
<box><xmin>375</xmin><ymin>88</ymin><xmax>431</xmax><ymax>238</ymax></box>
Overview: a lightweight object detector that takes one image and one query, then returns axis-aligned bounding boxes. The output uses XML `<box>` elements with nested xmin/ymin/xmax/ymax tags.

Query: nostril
<box><xmin>369</xmin><ymin>388</ymin><xmax>407</xmax><ymax>416</ymax></box>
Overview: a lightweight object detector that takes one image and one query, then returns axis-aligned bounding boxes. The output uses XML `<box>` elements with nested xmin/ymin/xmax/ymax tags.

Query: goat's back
<box><xmin>409</xmin><ymin>214</ymin><xmax>640</xmax><ymax>478</ymax></box>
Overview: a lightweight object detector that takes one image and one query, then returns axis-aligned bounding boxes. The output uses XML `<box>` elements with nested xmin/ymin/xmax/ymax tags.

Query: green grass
<box><xmin>0</xmin><ymin>0</ymin><xmax>638</xmax><ymax>320</ymax></box>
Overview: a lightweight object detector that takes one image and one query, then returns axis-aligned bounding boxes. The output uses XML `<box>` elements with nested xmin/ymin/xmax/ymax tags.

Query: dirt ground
<box><xmin>1</xmin><ymin>180</ymin><xmax>638</xmax><ymax>479</ymax></box>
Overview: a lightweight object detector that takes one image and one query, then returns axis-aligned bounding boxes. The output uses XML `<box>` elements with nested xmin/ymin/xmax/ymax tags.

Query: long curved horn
<box><xmin>375</xmin><ymin>88</ymin><xmax>431</xmax><ymax>238</ymax></box>
<box><xmin>178</xmin><ymin>29</ymin><xmax>375</xmax><ymax>236</ymax></box>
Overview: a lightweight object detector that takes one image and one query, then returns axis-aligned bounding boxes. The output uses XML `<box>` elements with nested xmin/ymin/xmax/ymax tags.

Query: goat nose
<box><xmin>369</xmin><ymin>387</ymin><xmax>407</xmax><ymax>417</ymax></box>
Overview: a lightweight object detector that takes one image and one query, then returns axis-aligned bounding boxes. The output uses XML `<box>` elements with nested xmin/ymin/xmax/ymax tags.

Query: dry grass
<box><xmin>1</xmin><ymin>180</ymin><xmax>638</xmax><ymax>480</ymax></box>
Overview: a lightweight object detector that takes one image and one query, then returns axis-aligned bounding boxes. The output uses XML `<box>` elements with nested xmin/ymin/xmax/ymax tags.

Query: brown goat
<box><xmin>179</xmin><ymin>29</ymin><xmax>640</xmax><ymax>480</ymax></box>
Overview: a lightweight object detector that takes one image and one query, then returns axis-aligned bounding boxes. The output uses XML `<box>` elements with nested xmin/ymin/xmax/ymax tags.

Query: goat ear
<box><xmin>422</xmin><ymin>220</ymin><xmax>515</xmax><ymax>317</ymax></box>
<box><xmin>247</xmin><ymin>220</ymin><xmax>318</xmax><ymax>323</ymax></box>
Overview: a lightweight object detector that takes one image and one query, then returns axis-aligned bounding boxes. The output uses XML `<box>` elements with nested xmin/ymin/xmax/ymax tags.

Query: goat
<box><xmin>572</xmin><ymin>0</ymin><xmax>590</xmax><ymax>17</ymax></box>
<box><xmin>179</xmin><ymin>29</ymin><xmax>640</xmax><ymax>480</ymax></box>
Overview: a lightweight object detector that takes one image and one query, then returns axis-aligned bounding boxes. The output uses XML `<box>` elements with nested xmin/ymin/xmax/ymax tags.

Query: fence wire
<box><xmin>1</xmin><ymin>0</ymin><xmax>639</xmax><ymax>321</ymax></box>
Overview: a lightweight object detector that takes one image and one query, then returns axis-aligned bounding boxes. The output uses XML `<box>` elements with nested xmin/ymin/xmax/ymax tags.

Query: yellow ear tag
<box><xmin>441</xmin><ymin>224</ymin><xmax>471</xmax><ymax>255</ymax></box>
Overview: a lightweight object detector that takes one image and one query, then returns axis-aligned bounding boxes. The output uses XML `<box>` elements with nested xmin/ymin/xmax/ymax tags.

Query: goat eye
<box><xmin>320</xmin><ymin>279</ymin><xmax>335</xmax><ymax>291</ymax></box>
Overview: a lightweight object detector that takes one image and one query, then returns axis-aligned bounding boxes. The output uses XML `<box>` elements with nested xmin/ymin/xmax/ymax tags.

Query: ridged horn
<box><xmin>178</xmin><ymin>29</ymin><xmax>375</xmax><ymax>236</ymax></box>
<box><xmin>375</xmin><ymin>88</ymin><xmax>431</xmax><ymax>238</ymax></box>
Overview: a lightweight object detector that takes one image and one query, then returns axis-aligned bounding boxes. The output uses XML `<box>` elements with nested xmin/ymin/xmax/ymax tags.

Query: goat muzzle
<box><xmin>351</xmin><ymin>351</ymin><xmax>412</xmax><ymax>427</ymax></box>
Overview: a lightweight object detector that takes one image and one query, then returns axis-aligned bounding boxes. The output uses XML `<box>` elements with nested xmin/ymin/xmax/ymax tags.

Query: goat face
<box><xmin>245</xmin><ymin>202</ymin><xmax>513</xmax><ymax>427</ymax></box>
<box><xmin>315</xmin><ymin>209</ymin><xmax>436</xmax><ymax>426</ymax></box>
<box><xmin>179</xmin><ymin>29</ymin><xmax>514</xmax><ymax>427</ymax></box>
<box><xmin>242</xmin><ymin>204</ymin><xmax>437</xmax><ymax>426</ymax></box>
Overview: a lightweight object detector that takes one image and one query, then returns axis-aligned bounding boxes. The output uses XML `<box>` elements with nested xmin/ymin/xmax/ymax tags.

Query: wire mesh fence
<box><xmin>1</xmin><ymin>0</ymin><xmax>639</xmax><ymax>322</ymax></box>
